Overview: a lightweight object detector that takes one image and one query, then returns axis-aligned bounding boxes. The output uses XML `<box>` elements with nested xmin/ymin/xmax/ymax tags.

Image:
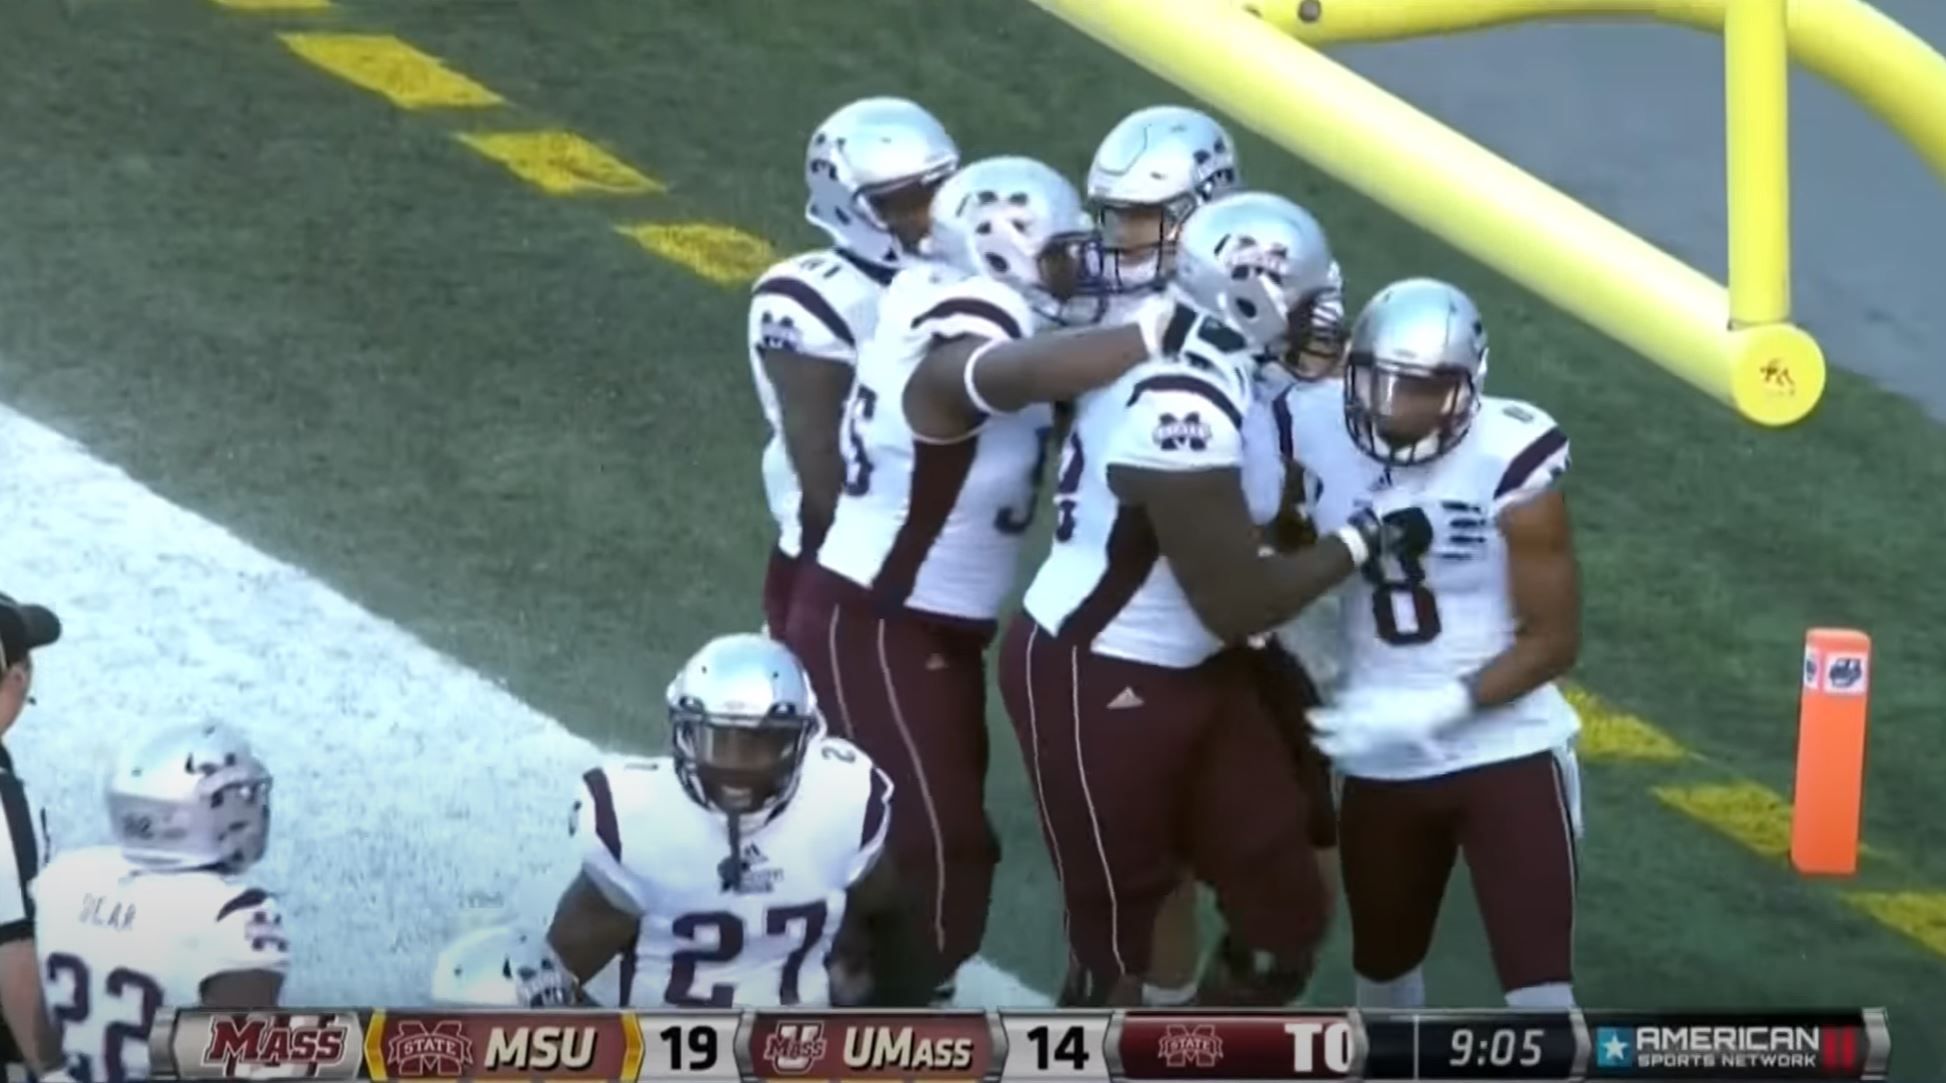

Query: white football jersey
<box><xmin>34</xmin><ymin>846</ymin><xmax>289</xmax><ymax>1081</ymax></box>
<box><xmin>748</xmin><ymin>249</ymin><xmax>898</xmax><ymax>557</ymax></box>
<box><xmin>1022</xmin><ymin>306</ymin><xmax>1259</xmax><ymax>668</ymax></box>
<box><xmin>1280</xmin><ymin>388</ymin><xmax>1581</xmax><ymax>779</ymax></box>
<box><xmin>817</xmin><ymin>263</ymin><xmax>1055</xmax><ymax>622</ymax></box>
<box><xmin>1265</xmin><ymin>377</ymin><xmax>1351</xmax><ymax>691</ymax></box>
<box><xmin>573</xmin><ymin>733</ymin><xmax>893</xmax><ymax>1008</ymax></box>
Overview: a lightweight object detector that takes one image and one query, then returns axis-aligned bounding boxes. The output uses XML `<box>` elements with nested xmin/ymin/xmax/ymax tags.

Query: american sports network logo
<box><xmin>1595</xmin><ymin>1023</ymin><xmax>1854</xmax><ymax>1071</ymax></box>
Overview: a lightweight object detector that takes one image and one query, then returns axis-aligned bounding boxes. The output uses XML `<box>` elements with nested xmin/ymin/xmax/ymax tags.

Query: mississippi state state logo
<box><xmin>765</xmin><ymin>1023</ymin><xmax>828</xmax><ymax>1074</ymax></box>
<box><xmin>1158</xmin><ymin>1024</ymin><xmax>1222</xmax><ymax>1068</ymax></box>
<box><xmin>1153</xmin><ymin>412</ymin><xmax>1211</xmax><ymax>452</ymax></box>
<box><xmin>386</xmin><ymin>1019</ymin><xmax>472</xmax><ymax>1077</ymax></box>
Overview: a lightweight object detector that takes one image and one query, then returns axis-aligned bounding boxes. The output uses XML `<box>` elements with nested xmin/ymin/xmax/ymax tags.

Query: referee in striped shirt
<box><xmin>0</xmin><ymin>594</ymin><xmax>68</xmax><ymax>1081</ymax></box>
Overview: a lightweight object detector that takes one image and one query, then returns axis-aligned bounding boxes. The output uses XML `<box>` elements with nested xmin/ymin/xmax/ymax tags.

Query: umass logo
<box><xmin>1152</xmin><ymin>412</ymin><xmax>1212</xmax><ymax>452</ymax></box>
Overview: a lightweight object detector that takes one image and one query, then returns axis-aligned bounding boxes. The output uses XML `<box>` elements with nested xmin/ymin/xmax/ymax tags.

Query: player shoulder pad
<box><xmin>1478</xmin><ymin>397</ymin><xmax>1570</xmax><ymax>513</ymax></box>
<box><xmin>906</xmin><ymin>272</ymin><xmax>1034</xmax><ymax>345</ymax></box>
<box><xmin>805</xmin><ymin>736</ymin><xmax>894</xmax><ymax>886</ymax></box>
<box><xmin>750</xmin><ymin>250</ymin><xmax>878</xmax><ymax>363</ymax></box>
<box><xmin>570</xmin><ymin>757</ymin><xmax>668</xmax><ymax>914</ymax></box>
<box><xmin>1106</xmin><ymin>357</ymin><xmax>1248</xmax><ymax>473</ymax></box>
<box><xmin>204</xmin><ymin>881</ymin><xmax>292</xmax><ymax>979</ymax></box>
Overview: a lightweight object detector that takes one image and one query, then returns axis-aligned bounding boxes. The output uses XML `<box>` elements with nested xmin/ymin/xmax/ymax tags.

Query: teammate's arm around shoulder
<box><xmin>547</xmin><ymin>766</ymin><xmax>649</xmax><ymax>988</ymax></box>
<box><xmin>752</xmin><ymin>263</ymin><xmax>859</xmax><ymax>542</ymax></box>
<box><xmin>905</xmin><ymin>287</ymin><xmax>1170</xmax><ymax>440</ymax></box>
<box><xmin>1107</xmin><ymin>375</ymin><xmax>1365</xmax><ymax>643</ymax></box>
<box><xmin>1471</xmin><ymin>412</ymin><xmax>1581</xmax><ymax>707</ymax></box>
<box><xmin>200</xmin><ymin>887</ymin><xmax>291</xmax><ymax>1007</ymax></box>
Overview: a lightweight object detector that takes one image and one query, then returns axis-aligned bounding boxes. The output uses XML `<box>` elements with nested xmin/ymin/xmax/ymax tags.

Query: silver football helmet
<box><xmin>667</xmin><ymin>633</ymin><xmax>821</xmax><ymax>820</ymax></box>
<box><xmin>805</xmin><ymin>98</ymin><xmax>960</xmax><ymax>268</ymax></box>
<box><xmin>431</xmin><ymin>925</ymin><xmax>580</xmax><ymax>1007</ymax></box>
<box><xmin>929</xmin><ymin>156</ymin><xmax>1104</xmax><ymax>326</ymax></box>
<box><xmin>107</xmin><ymin>723</ymin><xmax>272</xmax><ymax>873</ymax></box>
<box><xmin>1343</xmin><ymin>278</ymin><xmax>1491</xmax><ymax>466</ymax></box>
<box><xmin>1173</xmin><ymin>191</ymin><xmax>1340</xmax><ymax>363</ymax></box>
<box><xmin>1086</xmin><ymin>105</ymin><xmax>1241</xmax><ymax>294</ymax></box>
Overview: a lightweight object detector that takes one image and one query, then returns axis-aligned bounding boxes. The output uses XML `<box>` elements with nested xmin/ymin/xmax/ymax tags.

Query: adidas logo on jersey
<box><xmin>1107</xmin><ymin>687</ymin><xmax>1145</xmax><ymax>710</ymax></box>
<box><xmin>720</xmin><ymin>841</ymin><xmax>783</xmax><ymax>895</ymax></box>
<box><xmin>1152</xmin><ymin>412</ymin><xmax>1212</xmax><ymax>452</ymax></box>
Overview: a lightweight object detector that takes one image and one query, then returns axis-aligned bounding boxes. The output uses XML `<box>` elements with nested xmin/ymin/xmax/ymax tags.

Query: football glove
<box><xmin>1309</xmin><ymin>680</ymin><xmax>1473</xmax><ymax>762</ymax></box>
<box><xmin>1355</xmin><ymin>494</ymin><xmax>1491</xmax><ymax>564</ymax></box>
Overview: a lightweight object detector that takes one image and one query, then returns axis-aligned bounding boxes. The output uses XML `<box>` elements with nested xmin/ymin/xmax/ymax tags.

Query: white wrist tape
<box><xmin>1333</xmin><ymin>523</ymin><xmax>1371</xmax><ymax>567</ymax></box>
<box><xmin>962</xmin><ymin>342</ymin><xmax>1003</xmax><ymax>416</ymax></box>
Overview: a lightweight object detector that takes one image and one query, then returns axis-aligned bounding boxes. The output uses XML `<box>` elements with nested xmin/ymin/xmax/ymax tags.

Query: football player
<box><xmin>999</xmin><ymin>192</ymin><xmax>1468</xmax><ymax>1007</ymax></box>
<box><xmin>1083</xmin><ymin>106</ymin><xmax>1347</xmax><ymax>1007</ymax></box>
<box><xmin>34</xmin><ymin>724</ymin><xmax>286</xmax><ymax>1082</ymax></box>
<box><xmin>546</xmin><ymin>634</ymin><xmax>927</xmax><ymax>1008</ymax></box>
<box><xmin>750</xmin><ymin>98</ymin><xmax>960</xmax><ymax>636</ymax></box>
<box><xmin>780</xmin><ymin>155</ymin><xmax>1168</xmax><ymax>1003</ymax></box>
<box><xmin>1283</xmin><ymin>278</ymin><xmax>1583</xmax><ymax>1011</ymax></box>
<box><xmin>432</xmin><ymin>924</ymin><xmax>583</xmax><ymax>1007</ymax></box>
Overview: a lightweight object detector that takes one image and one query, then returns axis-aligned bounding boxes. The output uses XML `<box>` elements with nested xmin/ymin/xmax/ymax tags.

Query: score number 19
<box><xmin>638</xmin><ymin>1013</ymin><xmax>742</xmax><ymax>1083</ymax></box>
<box><xmin>1003</xmin><ymin>1014</ymin><xmax>1111</xmax><ymax>1083</ymax></box>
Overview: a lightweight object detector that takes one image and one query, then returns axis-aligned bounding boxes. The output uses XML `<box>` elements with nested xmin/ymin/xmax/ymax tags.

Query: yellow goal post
<box><xmin>1027</xmin><ymin>0</ymin><xmax>1946</xmax><ymax>427</ymax></box>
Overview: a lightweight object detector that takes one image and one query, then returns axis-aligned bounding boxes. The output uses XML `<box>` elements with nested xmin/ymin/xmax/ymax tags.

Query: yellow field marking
<box><xmin>1653</xmin><ymin>781</ymin><xmax>1794</xmax><ymax>859</ymax></box>
<box><xmin>278</xmin><ymin>34</ymin><xmax>504</xmax><ymax>110</ymax></box>
<box><xmin>618</xmin><ymin>222</ymin><xmax>776</xmax><ymax>286</ymax></box>
<box><xmin>1843</xmin><ymin>892</ymin><xmax>1946</xmax><ymax>958</ymax></box>
<box><xmin>215</xmin><ymin>0</ymin><xmax>331</xmax><ymax>11</ymax></box>
<box><xmin>457</xmin><ymin>131</ymin><xmax>665</xmax><ymax>196</ymax></box>
<box><xmin>1565</xmin><ymin>683</ymin><xmax>1689</xmax><ymax>763</ymax></box>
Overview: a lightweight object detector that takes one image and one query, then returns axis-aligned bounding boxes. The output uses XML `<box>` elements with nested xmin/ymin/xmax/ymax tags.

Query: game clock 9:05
<box><xmin>1415</xmin><ymin>1014</ymin><xmax>1580</xmax><ymax>1080</ymax></box>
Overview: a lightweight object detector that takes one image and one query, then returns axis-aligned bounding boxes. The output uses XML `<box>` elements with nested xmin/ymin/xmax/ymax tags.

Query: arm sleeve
<box><xmin>571</xmin><ymin>765</ymin><xmax>652</xmax><ymax>916</ymax></box>
<box><xmin>0</xmin><ymin>778</ymin><xmax>40</xmax><ymax>943</ymax></box>
<box><xmin>1491</xmin><ymin>419</ymin><xmax>1572</xmax><ymax>517</ymax></box>
<box><xmin>845</xmin><ymin>765</ymin><xmax>895</xmax><ymax>887</ymax></box>
<box><xmin>199</xmin><ymin>887</ymin><xmax>292</xmax><ymax>979</ymax></box>
<box><xmin>749</xmin><ymin>272</ymin><xmax>860</xmax><ymax>364</ymax></box>
<box><xmin>908</xmin><ymin>279</ymin><xmax>1032</xmax><ymax>344</ymax></box>
<box><xmin>1104</xmin><ymin>371</ymin><xmax>1245</xmax><ymax>474</ymax></box>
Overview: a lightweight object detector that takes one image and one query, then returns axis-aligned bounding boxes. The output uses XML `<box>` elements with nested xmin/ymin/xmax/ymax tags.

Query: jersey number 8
<box><xmin>1362</xmin><ymin>550</ymin><xmax>1443</xmax><ymax>646</ymax></box>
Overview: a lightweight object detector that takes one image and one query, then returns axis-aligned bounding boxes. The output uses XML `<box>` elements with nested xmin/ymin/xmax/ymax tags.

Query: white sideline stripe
<box><xmin>0</xmin><ymin>403</ymin><xmax>1048</xmax><ymax>1009</ymax></box>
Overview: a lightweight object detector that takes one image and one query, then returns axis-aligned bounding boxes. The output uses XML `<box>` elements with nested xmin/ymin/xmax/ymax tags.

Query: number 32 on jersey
<box><xmin>1002</xmin><ymin>1013</ymin><xmax>1112</xmax><ymax>1083</ymax></box>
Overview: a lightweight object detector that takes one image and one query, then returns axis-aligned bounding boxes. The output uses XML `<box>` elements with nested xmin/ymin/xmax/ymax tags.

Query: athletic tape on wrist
<box><xmin>962</xmin><ymin>342</ymin><xmax>1002</xmax><ymax>416</ymax></box>
<box><xmin>1333</xmin><ymin>523</ymin><xmax>1371</xmax><ymax>567</ymax></box>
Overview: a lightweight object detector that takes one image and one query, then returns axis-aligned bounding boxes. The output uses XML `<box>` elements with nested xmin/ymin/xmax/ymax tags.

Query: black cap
<box><xmin>0</xmin><ymin>594</ymin><xmax>60</xmax><ymax>670</ymax></box>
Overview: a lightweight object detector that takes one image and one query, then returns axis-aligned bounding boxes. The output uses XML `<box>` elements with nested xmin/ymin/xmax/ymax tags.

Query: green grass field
<box><xmin>2</xmin><ymin>0</ymin><xmax>1942</xmax><ymax>1070</ymax></box>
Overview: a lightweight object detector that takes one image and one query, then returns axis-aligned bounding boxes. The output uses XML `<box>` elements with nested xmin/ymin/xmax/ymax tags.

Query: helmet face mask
<box><xmin>670</xmin><ymin>704</ymin><xmax>813</xmax><ymax>815</ymax></box>
<box><xmin>1086</xmin><ymin>105</ymin><xmax>1242</xmax><ymax>296</ymax></box>
<box><xmin>856</xmin><ymin>163</ymin><xmax>958</xmax><ymax>252</ymax></box>
<box><xmin>931</xmin><ymin>157</ymin><xmax>1107</xmax><ymax>328</ymax></box>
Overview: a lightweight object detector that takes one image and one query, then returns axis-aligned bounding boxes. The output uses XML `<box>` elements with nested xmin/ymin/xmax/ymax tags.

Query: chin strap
<box><xmin>718</xmin><ymin>813</ymin><xmax>747</xmax><ymax>894</ymax></box>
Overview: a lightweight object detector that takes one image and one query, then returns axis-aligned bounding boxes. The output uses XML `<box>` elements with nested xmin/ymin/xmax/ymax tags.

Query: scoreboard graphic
<box><xmin>145</xmin><ymin>1007</ymin><xmax>1891</xmax><ymax>1081</ymax></box>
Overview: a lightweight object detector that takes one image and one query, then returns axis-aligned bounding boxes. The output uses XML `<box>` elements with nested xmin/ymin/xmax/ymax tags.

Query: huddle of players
<box><xmin>21</xmin><ymin>96</ymin><xmax>1587</xmax><ymax>1081</ymax></box>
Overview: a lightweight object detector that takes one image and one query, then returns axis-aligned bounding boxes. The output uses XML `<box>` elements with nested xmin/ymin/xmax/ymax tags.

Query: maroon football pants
<box><xmin>782</xmin><ymin>567</ymin><xmax>998</xmax><ymax>985</ymax></box>
<box><xmin>998</xmin><ymin>617</ymin><xmax>1331</xmax><ymax>990</ymax></box>
<box><xmin>1339</xmin><ymin>749</ymin><xmax>1579</xmax><ymax>992</ymax></box>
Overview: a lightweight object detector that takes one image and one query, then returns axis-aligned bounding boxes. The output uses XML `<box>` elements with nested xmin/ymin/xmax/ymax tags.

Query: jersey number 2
<box><xmin>664</xmin><ymin>901</ymin><xmax>829</xmax><ymax>1007</ymax></box>
<box><xmin>45</xmin><ymin>952</ymin><xmax>164</xmax><ymax>1083</ymax></box>
<box><xmin>1362</xmin><ymin>550</ymin><xmax>1443</xmax><ymax>646</ymax></box>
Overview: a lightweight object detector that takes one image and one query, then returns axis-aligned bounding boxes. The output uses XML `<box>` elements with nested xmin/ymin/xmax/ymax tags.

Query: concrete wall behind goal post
<box><xmin>1022</xmin><ymin>0</ymin><xmax>1946</xmax><ymax>428</ymax></box>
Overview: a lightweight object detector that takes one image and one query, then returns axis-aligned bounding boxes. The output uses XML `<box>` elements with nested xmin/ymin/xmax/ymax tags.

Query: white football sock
<box><xmin>1354</xmin><ymin>966</ymin><xmax>1425</xmax><ymax>1008</ymax></box>
<box><xmin>1505</xmin><ymin>982</ymin><xmax>1576</xmax><ymax>1008</ymax></box>
<box><xmin>1142</xmin><ymin>980</ymin><xmax>1198</xmax><ymax>1006</ymax></box>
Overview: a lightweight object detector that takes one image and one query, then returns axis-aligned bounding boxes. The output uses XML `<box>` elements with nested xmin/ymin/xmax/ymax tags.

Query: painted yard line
<box><xmin>279</xmin><ymin>33</ymin><xmax>504</xmax><ymax>110</ymax></box>
<box><xmin>1843</xmin><ymin>892</ymin><xmax>1946</xmax><ymax>958</ymax></box>
<box><xmin>215</xmin><ymin>0</ymin><xmax>332</xmax><ymax>11</ymax></box>
<box><xmin>1563</xmin><ymin>682</ymin><xmax>1690</xmax><ymax>763</ymax></box>
<box><xmin>1653</xmin><ymin>780</ymin><xmax>1898</xmax><ymax>865</ymax></box>
<box><xmin>618</xmin><ymin>222</ymin><xmax>778</xmax><ymax>286</ymax></box>
<box><xmin>0</xmin><ymin>401</ymin><xmax>1047</xmax><ymax>1008</ymax></box>
<box><xmin>457</xmin><ymin>131</ymin><xmax>666</xmax><ymax>196</ymax></box>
